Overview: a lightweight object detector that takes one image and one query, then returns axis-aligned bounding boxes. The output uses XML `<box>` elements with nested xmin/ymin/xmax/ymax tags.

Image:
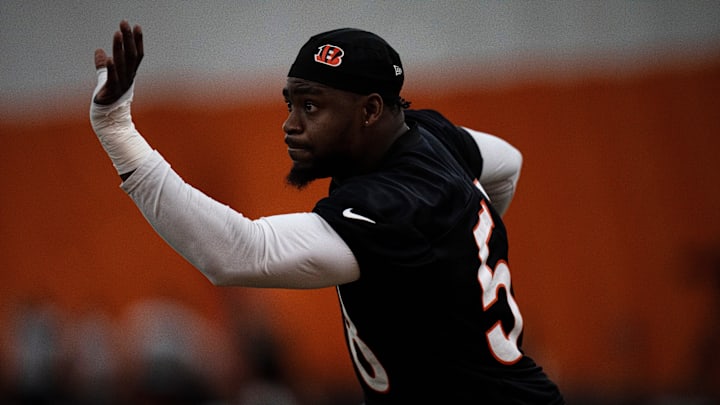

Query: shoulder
<box><xmin>315</xmin><ymin>168</ymin><xmax>427</xmax><ymax>225</ymax></box>
<box><xmin>316</xmin><ymin>143</ymin><xmax>479</xmax><ymax>229</ymax></box>
<box><xmin>406</xmin><ymin>109</ymin><xmax>483</xmax><ymax>180</ymax></box>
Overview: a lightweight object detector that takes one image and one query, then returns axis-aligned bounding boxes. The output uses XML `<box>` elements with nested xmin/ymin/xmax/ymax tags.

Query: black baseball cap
<box><xmin>288</xmin><ymin>28</ymin><xmax>404</xmax><ymax>99</ymax></box>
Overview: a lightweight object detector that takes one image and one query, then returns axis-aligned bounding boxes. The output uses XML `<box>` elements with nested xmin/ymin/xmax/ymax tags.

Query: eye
<box><xmin>304</xmin><ymin>100</ymin><xmax>317</xmax><ymax>113</ymax></box>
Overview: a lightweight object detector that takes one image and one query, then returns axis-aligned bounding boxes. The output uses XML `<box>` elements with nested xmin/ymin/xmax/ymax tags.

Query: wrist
<box><xmin>90</xmin><ymin>71</ymin><xmax>151</xmax><ymax>175</ymax></box>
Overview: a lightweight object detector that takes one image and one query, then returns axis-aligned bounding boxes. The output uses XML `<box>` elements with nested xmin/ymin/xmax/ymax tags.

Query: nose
<box><xmin>282</xmin><ymin>110</ymin><xmax>301</xmax><ymax>135</ymax></box>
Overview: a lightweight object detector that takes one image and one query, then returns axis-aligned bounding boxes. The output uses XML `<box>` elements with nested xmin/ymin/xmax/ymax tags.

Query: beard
<box><xmin>286</xmin><ymin>165</ymin><xmax>319</xmax><ymax>189</ymax></box>
<box><xmin>285</xmin><ymin>154</ymin><xmax>348</xmax><ymax>190</ymax></box>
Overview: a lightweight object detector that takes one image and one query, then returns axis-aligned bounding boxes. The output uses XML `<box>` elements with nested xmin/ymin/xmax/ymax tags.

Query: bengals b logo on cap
<box><xmin>289</xmin><ymin>28</ymin><xmax>404</xmax><ymax>97</ymax></box>
<box><xmin>314</xmin><ymin>44</ymin><xmax>344</xmax><ymax>67</ymax></box>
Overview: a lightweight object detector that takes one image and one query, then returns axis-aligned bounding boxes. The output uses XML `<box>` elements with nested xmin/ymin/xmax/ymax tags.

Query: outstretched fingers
<box><xmin>133</xmin><ymin>24</ymin><xmax>144</xmax><ymax>70</ymax></box>
<box><xmin>113</xmin><ymin>29</ymin><xmax>126</xmax><ymax>88</ymax></box>
<box><xmin>112</xmin><ymin>20</ymin><xmax>144</xmax><ymax>90</ymax></box>
<box><xmin>93</xmin><ymin>20</ymin><xmax>144</xmax><ymax>105</ymax></box>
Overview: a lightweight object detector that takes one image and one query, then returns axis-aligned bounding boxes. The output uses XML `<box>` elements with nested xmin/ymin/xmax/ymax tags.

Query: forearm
<box><xmin>120</xmin><ymin>153</ymin><xmax>359</xmax><ymax>288</ymax></box>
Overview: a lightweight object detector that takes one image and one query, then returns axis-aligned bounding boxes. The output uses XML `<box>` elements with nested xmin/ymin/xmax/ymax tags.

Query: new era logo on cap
<box><xmin>314</xmin><ymin>44</ymin><xmax>344</xmax><ymax>67</ymax></box>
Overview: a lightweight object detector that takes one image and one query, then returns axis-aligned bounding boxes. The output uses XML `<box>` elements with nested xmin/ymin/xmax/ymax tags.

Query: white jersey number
<box><xmin>474</xmin><ymin>198</ymin><xmax>524</xmax><ymax>364</ymax></box>
<box><xmin>338</xmin><ymin>289</ymin><xmax>390</xmax><ymax>392</ymax></box>
<box><xmin>336</xmin><ymin>194</ymin><xmax>522</xmax><ymax>392</ymax></box>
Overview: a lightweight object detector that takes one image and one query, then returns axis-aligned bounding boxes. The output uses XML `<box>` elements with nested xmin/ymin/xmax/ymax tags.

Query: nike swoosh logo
<box><xmin>342</xmin><ymin>208</ymin><xmax>376</xmax><ymax>224</ymax></box>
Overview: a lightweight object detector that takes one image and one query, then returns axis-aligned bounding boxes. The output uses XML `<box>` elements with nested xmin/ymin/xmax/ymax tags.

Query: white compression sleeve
<box><xmin>462</xmin><ymin>127</ymin><xmax>522</xmax><ymax>216</ymax></box>
<box><xmin>121</xmin><ymin>152</ymin><xmax>360</xmax><ymax>289</ymax></box>
<box><xmin>89</xmin><ymin>68</ymin><xmax>152</xmax><ymax>175</ymax></box>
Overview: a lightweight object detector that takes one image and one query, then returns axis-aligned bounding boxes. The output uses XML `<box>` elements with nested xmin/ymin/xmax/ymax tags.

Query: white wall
<box><xmin>1</xmin><ymin>0</ymin><xmax>719</xmax><ymax>120</ymax></box>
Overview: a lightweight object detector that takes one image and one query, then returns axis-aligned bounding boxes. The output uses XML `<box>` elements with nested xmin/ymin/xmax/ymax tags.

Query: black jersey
<box><xmin>314</xmin><ymin>110</ymin><xmax>563</xmax><ymax>404</ymax></box>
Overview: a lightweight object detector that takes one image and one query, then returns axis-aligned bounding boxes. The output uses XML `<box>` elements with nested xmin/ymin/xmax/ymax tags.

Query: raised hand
<box><xmin>94</xmin><ymin>20</ymin><xmax>144</xmax><ymax>105</ymax></box>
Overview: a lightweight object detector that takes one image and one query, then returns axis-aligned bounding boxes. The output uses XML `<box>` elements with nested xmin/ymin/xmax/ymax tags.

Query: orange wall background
<box><xmin>2</xmin><ymin>58</ymin><xmax>719</xmax><ymax>401</ymax></box>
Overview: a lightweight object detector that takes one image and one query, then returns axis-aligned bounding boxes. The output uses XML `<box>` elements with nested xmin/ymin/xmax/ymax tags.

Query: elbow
<box><xmin>206</xmin><ymin>271</ymin><xmax>242</xmax><ymax>287</ymax></box>
<box><xmin>508</xmin><ymin>144</ymin><xmax>523</xmax><ymax>181</ymax></box>
<box><xmin>199</xmin><ymin>259</ymin><xmax>266</xmax><ymax>287</ymax></box>
<box><xmin>486</xmin><ymin>147</ymin><xmax>523</xmax><ymax>216</ymax></box>
<box><xmin>207</xmin><ymin>273</ymin><xmax>229</xmax><ymax>287</ymax></box>
<box><xmin>197</xmin><ymin>259</ymin><xmax>236</xmax><ymax>287</ymax></box>
<box><xmin>500</xmin><ymin>143</ymin><xmax>522</xmax><ymax>190</ymax></box>
<box><xmin>203</xmin><ymin>268</ymin><xmax>227</xmax><ymax>286</ymax></box>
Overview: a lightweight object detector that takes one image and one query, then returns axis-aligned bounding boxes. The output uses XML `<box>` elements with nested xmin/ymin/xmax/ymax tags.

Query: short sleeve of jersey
<box><xmin>313</xmin><ymin>179</ymin><xmax>435</xmax><ymax>275</ymax></box>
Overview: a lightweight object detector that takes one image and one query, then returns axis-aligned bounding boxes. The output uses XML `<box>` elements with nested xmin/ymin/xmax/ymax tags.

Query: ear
<box><xmin>362</xmin><ymin>93</ymin><xmax>384</xmax><ymax>126</ymax></box>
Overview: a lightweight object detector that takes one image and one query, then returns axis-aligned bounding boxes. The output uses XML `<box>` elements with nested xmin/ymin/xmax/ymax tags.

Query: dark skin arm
<box><xmin>94</xmin><ymin>20</ymin><xmax>144</xmax><ymax>180</ymax></box>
